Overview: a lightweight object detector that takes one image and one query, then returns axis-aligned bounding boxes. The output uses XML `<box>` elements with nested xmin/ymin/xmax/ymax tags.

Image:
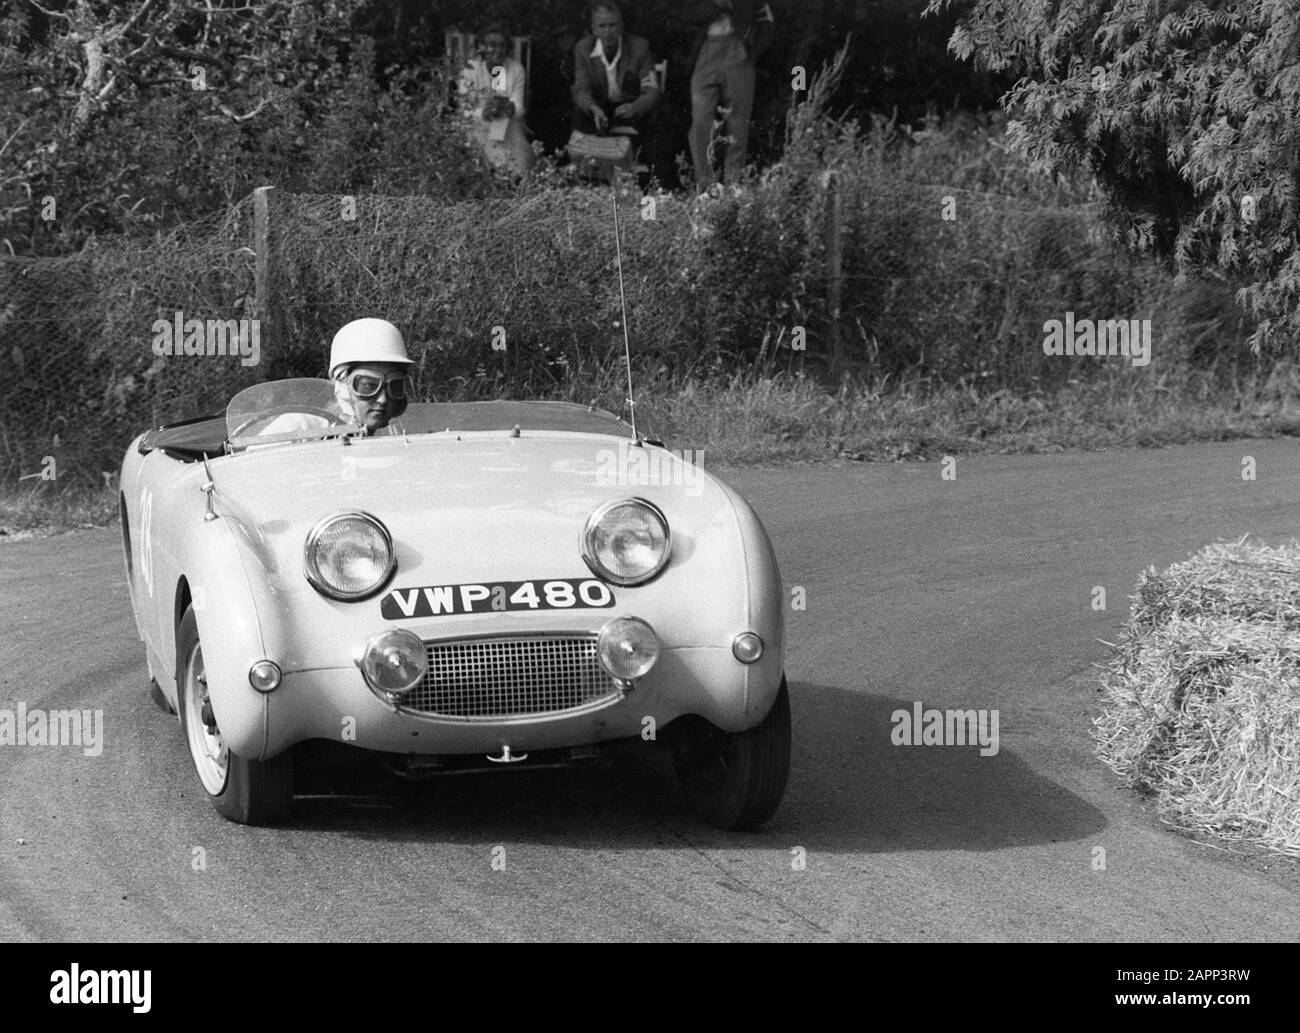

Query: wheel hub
<box><xmin>184</xmin><ymin>643</ymin><xmax>229</xmax><ymax>794</ymax></box>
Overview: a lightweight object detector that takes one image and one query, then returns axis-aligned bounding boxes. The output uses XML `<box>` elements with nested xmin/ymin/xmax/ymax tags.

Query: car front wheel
<box><xmin>672</xmin><ymin>675</ymin><xmax>791</xmax><ymax>830</ymax></box>
<box><xmin>176</xmin><ymin>607</ymin><xmax>293</xmax><ymax>825</ymax></box>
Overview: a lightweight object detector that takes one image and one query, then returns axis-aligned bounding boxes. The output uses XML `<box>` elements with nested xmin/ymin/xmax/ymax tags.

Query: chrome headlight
<box><xmin>304</xmin><ymin>511</ymin><xmax>396</xmax><ymax>601</ymax></box>
<box><xmin>581</xmin><ymin>498</ymin><xmax>670</xmax><ymax>586</ymax></box>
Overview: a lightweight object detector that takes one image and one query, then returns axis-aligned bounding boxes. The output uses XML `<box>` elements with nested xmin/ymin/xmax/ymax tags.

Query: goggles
<box><xmin>346</xmin><ymin>371</ymin><xmax>411</xmax><ymax>400</ymax></box>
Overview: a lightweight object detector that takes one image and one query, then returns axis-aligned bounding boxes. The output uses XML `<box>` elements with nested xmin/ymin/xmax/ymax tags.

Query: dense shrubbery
<box><xmin>0</xmin><ymin>1</ymin><xmax>519</xmax><ymax>256</ymax></box>
<box><xmin>928</xmin><ymin>0</ymin><xmax>1300</xmax><ymax>352</ymax></box>
<box><xmin>1</xmin><ymin>0</ymin><xmax>1006</xmax><ymax>256</ymax></box>
<box><xmin>0</xmin><ymin>71</ymin><xmax>1264</xmax><ymax>487</ymax></box>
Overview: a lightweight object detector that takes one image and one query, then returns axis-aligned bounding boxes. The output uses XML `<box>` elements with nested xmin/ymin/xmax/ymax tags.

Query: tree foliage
<box><xmin>1</xmin><ymin>0</ymin><xmax>497</xmax><ymax>253</ymax></box>
<box><xmin>1</xmin><ymin>0</ymin><xmax>1009</xmax><ymax>256</ymax></box>
<box><xmin>925</xmin><ymin>0</ymin><xmax>1300</xmax><ymax>351</ymax></box>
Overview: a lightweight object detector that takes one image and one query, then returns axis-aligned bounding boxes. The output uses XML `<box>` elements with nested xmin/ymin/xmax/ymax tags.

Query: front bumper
<box><xmin>241</xmin><ymin>643</ymin><xmax>783</xmax><ymax>760</ymax></box>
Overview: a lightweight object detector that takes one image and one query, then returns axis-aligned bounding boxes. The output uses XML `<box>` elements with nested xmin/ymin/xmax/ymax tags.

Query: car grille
<box><xmin>403</xmin><ymin>635</ymin><xmax>620</xmax><ymax>719</ymax></box>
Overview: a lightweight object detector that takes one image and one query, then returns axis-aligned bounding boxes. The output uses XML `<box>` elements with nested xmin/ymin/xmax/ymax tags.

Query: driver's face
<box><xmin>336</xmin><ymin>361</ymin><xmax>409</xmax><ymax>433</ymax></box>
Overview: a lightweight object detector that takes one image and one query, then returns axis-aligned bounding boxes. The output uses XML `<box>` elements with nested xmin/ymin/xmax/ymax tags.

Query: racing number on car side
<box><xmin>139</xmin><ymin>485</ymin><xmax>154</xmax><ymax>597</ymax></box>
<box><xmin>381</xmin><ymin>579</ymin><xmax>615</xmax><ymax>620</ymax></box>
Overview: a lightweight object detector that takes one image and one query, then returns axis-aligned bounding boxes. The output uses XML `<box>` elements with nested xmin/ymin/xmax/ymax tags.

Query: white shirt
<box><xmin>254</xmin><ymin>412</ymin><xmax>335</xmax><ymax>436</ymax></box>
<box><xmin>251</xmin><ymin>412</ymin><xmax>402</xmax><ymax>436</ymax></box>
<box><xmin>710</xmin><ymin>5</ymin><xmax>773</xmax><ymax>35</ymax></box>
<box><xmin>458</xmin><ymin>55</ymin><xmax>527</xmax><ymax>132</ymax></box>
<box><xmin>590</xmin><ymin>37</ymin><xmax>625</xmax><ymax>102</ymax></box>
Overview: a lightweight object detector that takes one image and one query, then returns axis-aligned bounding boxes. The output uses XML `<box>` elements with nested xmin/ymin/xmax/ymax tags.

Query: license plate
<box><xmin>381</xmin><ymin>578</ymin><xmax>615</xmax><ymax>620</ymax></box>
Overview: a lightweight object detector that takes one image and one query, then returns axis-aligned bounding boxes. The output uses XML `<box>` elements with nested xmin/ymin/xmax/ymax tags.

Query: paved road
<box><xmin>1</xmin><ymin>440</ymin><xmax>1297</xmax><ymax>941</ymax></box>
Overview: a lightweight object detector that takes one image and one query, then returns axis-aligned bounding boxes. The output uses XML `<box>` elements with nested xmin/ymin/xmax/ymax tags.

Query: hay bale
<box><xmin>1095</xmin><ymin>539</ymin><xmax>1300</xmax><ymax>857</ymax></box>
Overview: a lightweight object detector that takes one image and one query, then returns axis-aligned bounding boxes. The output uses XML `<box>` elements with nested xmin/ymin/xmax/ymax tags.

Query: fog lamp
<box><xmin>597</xmin><ymin>616</ymin><xmax>660</xmax><ymax>681</ymax></box>
<box><xmin>357</xmin><ymin>629</ymin><xmax>427</xmax><ymax>695</ymax></box>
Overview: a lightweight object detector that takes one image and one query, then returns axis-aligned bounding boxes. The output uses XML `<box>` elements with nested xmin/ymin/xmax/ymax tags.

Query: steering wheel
<box><xmin>229</xmin><ymin>405</ymin><xmax>344</xmax><ymax>440</ymax></box>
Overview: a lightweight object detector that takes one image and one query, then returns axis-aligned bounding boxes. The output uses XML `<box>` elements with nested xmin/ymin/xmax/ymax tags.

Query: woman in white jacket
<box><xmin>458</xmin><ymin>23</ymin><xmax>534</xmax><ymax>177</ymax></box>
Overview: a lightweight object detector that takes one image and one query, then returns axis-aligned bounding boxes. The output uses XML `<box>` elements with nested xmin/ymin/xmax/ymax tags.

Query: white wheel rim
<box><xmin>183</xmin><ymin>641</ymin><xmax>228</xmax><ymax>795</ymax></box>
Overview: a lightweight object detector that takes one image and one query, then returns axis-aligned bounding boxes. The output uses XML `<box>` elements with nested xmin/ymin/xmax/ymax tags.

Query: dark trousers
<box><xmin>690</xmin><ymin>34</ymin><xmax>755</xmax><ymax>189</ymax></box>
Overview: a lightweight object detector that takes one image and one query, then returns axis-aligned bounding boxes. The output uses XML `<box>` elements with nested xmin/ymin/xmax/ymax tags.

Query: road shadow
<box><xmin>261</xmin><ymin>678</ymin><xmax>1109</xmax><ymax>852</ymax></box>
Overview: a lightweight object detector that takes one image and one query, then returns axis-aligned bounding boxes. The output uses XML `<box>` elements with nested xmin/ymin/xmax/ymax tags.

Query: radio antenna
<box><xmin>611</xmin><ymin>181</ymin><xmax>639</xmax><ymax>442</ymax></box>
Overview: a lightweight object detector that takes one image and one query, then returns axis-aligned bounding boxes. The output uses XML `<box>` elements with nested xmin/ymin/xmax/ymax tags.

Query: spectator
<box><xmin>686</xmin><ymin>1</ymin><xmax>775</xmax><ymax>190</ymax></box>
<box><xmin>458</xmin><ymin>21</ymin><xmax>534</xmax><ymax>177</ymax></box>
<box><xmin>571</xmin><ymin>1</ymin><xmax>662</xmax><ymax>151</ymax></box>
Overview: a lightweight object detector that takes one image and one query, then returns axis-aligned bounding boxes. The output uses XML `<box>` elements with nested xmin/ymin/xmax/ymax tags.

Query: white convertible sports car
<box><xmin>119</xmin><ymin>379</ymin><xmax>790</xmax><ymax>828</ymax></box>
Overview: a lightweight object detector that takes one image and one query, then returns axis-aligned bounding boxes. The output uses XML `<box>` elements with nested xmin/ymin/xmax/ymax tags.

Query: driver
<box><xmin>254</xmin><ymin>318</ymin><xmax>416</xmax><ymax>438</ymax></box>
<box><xmin>327</xmin><ymin>317</ymin><xmax>416</xmax><ymax>434</ymax></box>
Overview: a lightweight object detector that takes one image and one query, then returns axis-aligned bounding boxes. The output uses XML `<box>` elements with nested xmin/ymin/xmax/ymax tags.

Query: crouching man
<box><xmin>571</xmin><ymin>2</ymin><xmax>661</xmax><ymax>148</ymax></box>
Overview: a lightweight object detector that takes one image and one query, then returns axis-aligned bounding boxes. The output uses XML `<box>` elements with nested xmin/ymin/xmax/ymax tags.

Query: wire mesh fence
<box><xmin>0</xmin><ymin>175</ymin><xmax>1259</xmax><ymax>490</ymax></box>
<box><xmin>0</xmin><ymin>202</ymin><xmax>264</xmax><ymax>489</ymax></box>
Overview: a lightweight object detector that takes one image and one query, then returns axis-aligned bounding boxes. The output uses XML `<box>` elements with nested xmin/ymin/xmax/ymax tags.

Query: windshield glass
<box><xmin>222</xmin><ymin>378</ymin><xmax>636</xmax><ymax>451</ymax></box>
<box><xmin>225</xmin><ymin>378</ymin><xmax>354</xmax><ymax>449</ymax></box>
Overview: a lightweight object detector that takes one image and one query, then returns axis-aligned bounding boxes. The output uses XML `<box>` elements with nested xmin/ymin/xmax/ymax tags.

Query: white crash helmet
<box><xmin>329</xmin><ymin>318</ymin><xmax>415</xmax><ymax>377</ymax></box>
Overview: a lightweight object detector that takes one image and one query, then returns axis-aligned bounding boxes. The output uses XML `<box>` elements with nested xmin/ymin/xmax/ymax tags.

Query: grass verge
<box><xmin>638</xmin><ymin>367</ymin><xmax>1300</xmax><ymax>462</ymax></box>
<box><xmin>6</xmin><ymin>367</ymin><xmax>1300</xmax><ymax>535</ymax></box>
<box><xmin>0</xmin><ymin>482</ymin><xmax>118</xmax><ymax>539</ymax></box>
<box><xmin>1095</xmin><ymin>539</ymin><xmax>1300</xmax><ymax>858</ymax></box>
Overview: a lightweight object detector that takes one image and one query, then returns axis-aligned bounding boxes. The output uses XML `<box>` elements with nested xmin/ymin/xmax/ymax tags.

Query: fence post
<box><xmin>824</xmin><ymin>171</ymin><xmax>844</xmax><ymax>378</ymax></box>
<box><xmin>253</xmin><ymin>185</ymin><xmax>274</xmax><ymax>367</ymax></box>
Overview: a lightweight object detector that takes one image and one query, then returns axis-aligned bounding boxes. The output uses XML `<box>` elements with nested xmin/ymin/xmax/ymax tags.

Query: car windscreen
<box><xmin>224</xmin><ymin>379</ymin><xmax>635</xmax><ymax>450</ymax></box>
<box><xmin>225</xmin><ymin>378</ymin><xmax>351</xmax><ymax>449</ymax></box>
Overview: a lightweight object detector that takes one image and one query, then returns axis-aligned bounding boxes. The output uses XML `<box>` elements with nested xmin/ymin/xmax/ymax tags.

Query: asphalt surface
<box><xmin>1</xmin><ymin>440</ymin><xmax>1298</xmax><ymax>941</ymax></box>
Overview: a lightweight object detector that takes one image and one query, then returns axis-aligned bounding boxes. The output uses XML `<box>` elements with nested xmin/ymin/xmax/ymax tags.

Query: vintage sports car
<box><xmin>119</xmin><ymin>379</ymin><xmax>790</xmax><ymax>828</ymax></box>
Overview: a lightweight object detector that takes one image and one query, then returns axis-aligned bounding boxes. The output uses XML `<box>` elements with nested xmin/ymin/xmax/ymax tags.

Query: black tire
<box><xmin>176</xmin><ymin>607</ymin><xmax>293</xmax><ymax>825</ymax></box>
<box><xmin>672</xmin><ymin>675</ymin><xmax>791</xmax><ymax>830</ymax></box>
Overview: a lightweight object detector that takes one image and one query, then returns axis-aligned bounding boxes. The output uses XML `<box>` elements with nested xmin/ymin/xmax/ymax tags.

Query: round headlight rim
<box><xmin>355</xmin><ymin>627</ymin><xmax>427</xmax><ymax>696</ymax></box>
<box><xmin>303</xmin><ymin>509</ymin><xmax>397</xmax><ymax>602</ymax></box>
<box><xmin>581</xmin><ymin>496</ymin><xmax>672</xmax><ymax>588</ymax></box>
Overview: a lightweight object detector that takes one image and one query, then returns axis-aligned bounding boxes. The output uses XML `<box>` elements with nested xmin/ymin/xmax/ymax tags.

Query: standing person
<box><xmin>458</xmin><ymin>22</ymin><xmax>534</xmax><ymax>177</ymax></box>
<box><xmin>686</xmin><ymin>1</ymin><xmax>775</xmax><ymax>190</ymax></box>
<box><xmin>571</xmin><ymin>2</ymin><xmax>662</xmax><ymax>147</ymax></box>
